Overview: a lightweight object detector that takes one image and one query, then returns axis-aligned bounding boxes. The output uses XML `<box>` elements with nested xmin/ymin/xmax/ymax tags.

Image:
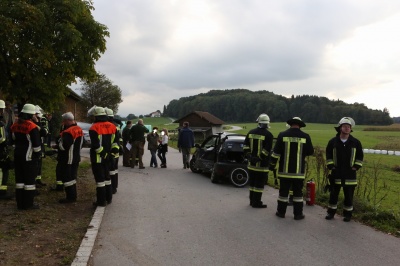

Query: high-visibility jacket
<box><xmin>326</xmin><ymin>134</ymin><xmax>363</xmax><ymax>185</ymax></box>
<box><xmin>270</xmin><ymin>128</ymin><xmax>314</xmax><ymax>179</ymax></box>
<box><xmin>243</xmin><ymin>127</ymin><xmax>273</xmax><ymax>172</ymax></box>
<box><xmin>57</xmin><ymin>124</ymin><xmax>84</xmax><ymax>164</ymax></box>
<box><xmin>89</xmin><ymin>118</ymin><xmax>118</xmax><ymax>164</ymax></box>
<box><xmin>11</xmin><ymin>119</ymin><xmax>41</xmax><ymax>161</ymax></box>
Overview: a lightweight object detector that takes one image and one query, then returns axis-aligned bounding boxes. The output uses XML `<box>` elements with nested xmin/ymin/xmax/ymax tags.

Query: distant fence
<box><xmin>363</xmin><ymin>149</ymin><xmax>400</xmax><ymax>155</ymax></box>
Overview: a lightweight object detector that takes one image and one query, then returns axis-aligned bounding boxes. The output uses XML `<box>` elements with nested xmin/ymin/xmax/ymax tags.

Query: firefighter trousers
<box><xmin>91</xmin><ymin>161</ymin><xmax>112</xmax><ymax>205</ymax></box>
<box><xmin>14</xmin><ymin>157</ymin><xmax>38</xmax><ymax>209</ymax></box>
<box><xmin>248</xmin><ymin>170</ymin><xmax>268</xmax><ymax>206</ymax></box>
<box><xmin>327</xmin><ymin>185</ymin><xmax>355</xmax><ymax>218</ymax></box>
<box><xmin>110</xmin><ymin>157</ymin><xmax>119</xmax><ymax>193</ymax></box>
<box><xmin>61</xmin><ymin>162</ymin><xmax>78</xmax><ymax>200</ymax></box>
<box><xmin>277</xmin><ymin>178</ymin><xmax>304</xmax><ymax>216</ymax></box>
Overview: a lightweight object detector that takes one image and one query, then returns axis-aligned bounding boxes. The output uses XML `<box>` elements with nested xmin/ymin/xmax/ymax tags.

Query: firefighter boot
<box><xmin>15</xmin><ymin>188</ymin><xmax>24</xmax><ymax>210</ymax></box>
<box><xmin>94</xmin><ymin>187</ymin><xmax>106</xmax><ymax>207</ymax></box>
<box><xmin>23</xmin><ymin>190</ymin><xmax>39</xmax><ymax>210</ymax></box>
<box><xmin>111</xmin><ymin>174</ymin><xmax>117</xmax><ymax>194</ymax></box>
<box><xmin>293</xmin><ymin>200</ymin><xmax>305</xmax><ymax>220</ymax></box>
<box><xmin>343</xmin><ymin>210</ymin><xmax>352</xmax><ymax>222</ymax></box>
<box><xmin>252</xmin><ymin>192</ymin><xmax>267</xmax><ymax>208</ymax></box>
<box><xmin>105</xmin><ymin>183</ymin><xmax>113</xmax><ymax>204</ymax></box>
<box><xmin>276</xmin><ymin>200</ymin><xmax>287</xmax><ymax>218</ymax></box>
<box><xmin>60</xmin><ymin>184</ymin><xmax>77</xmax><ymax>203</ymax></box>
<box><xmin>325</xmin><ymin>208</ymin><xmax>336</xmax><ymax>220</ymax></box>
<box><xmin>249</xmin><ymin>190</ymin><xmax>254</xmax><ymax>206</ymax></box>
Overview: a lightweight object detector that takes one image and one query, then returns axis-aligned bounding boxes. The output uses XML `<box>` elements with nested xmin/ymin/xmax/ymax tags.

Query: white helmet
<box><xmin>87</xmin><ymin>105</ymin><xmax>106</xmax><ymax>116</ymax></box>
<box><xmin>104</xmin><ymin>107</ymin><xmax>114</xmax><ymax>117</ymax></box>
<box><xmin>338</xmin><ymin>117</ymin><xmax>355</xmax><ymax>128</ymax></box>
<box><xmin>35</xmin><ymin>105</ymin><xmax>43</xmax><ymax>118</ymax></box>
<box><xmin>0</xmin><ymin>100</ymin><xmax>5</xmax><ymax>108</ymax></box>
<box><xmin>256</xmin><ymin>113</ymin><xmax>270</xmax><ymax>123</ymax></box>
<box><xmin>21</xmin><ymin>103</ymin><xmax>36</xmax><ymax>114</ymax></box>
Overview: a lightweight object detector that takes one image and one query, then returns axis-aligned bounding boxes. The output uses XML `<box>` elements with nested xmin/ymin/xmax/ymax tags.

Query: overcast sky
<box><xmin>83</xmin><ymin>0</ymin><xmax>400</xmax><ymax>118</ymax></box>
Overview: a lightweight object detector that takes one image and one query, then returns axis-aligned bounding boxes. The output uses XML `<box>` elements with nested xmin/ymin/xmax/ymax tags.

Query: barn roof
<box><xmin>174</xmin><ymin>111</ymin><xmax>224</xmax><ymax>125</ymax></box>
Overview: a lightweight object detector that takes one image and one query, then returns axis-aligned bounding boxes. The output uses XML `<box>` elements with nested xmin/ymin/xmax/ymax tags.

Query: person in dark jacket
<box><xmin>129</xmin><ymin>119</ymin><xmax>149</xmax><ymax>169</ymax></box>
<box><xmin>11</xmin><ymin>104</ymin><xmax>42</xmax><ymax>209</ymax></box>
<box><xmin>243</xmin><ymin>114</ymin><xmax>274</xmax><ymax>208</ymax></box>
<box><xmin>88</xmin><ymin>106</ymin><xmax>118</xmax><ymax>207</ymax></box>
<box><xmin>177</xmin><ymin>122</ymin><xmax>194</xmax><ymax>169</ymax></box>
<box><xmin>325</xmin><ymin>117</ymin><xmax>363</xmax><ymax>222</ymax></box>
<box><xmin>53</xmin><ymin>112</ymin><xmax>83</xmax><ymax>203</ymax></box>
<box><xmin>122</xmin><ymin>120</ymin><xmax>132</xmax><ymax>167</ymax></box>
<box><xmin>270</xmin><ymin>117</ymin><xmax>314</xmax><ymax>220</ymax></box>
<box><xmin>147</xmin><ymin>127</ymin><xmax>159</xmax><ymax>167</ymax></box>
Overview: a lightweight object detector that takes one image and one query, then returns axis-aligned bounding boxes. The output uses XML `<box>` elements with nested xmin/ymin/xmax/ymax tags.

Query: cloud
<box><xmin>90</xmin><ymin>0</ymin><xmax>400</xmax><ymax>117</ymax></box>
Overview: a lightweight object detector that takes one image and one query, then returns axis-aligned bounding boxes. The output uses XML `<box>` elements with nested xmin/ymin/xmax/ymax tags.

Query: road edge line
<box><xmin>71</xmin><ymin>206</ymin><xmax>105</xmax><ymax>266</ymax></box>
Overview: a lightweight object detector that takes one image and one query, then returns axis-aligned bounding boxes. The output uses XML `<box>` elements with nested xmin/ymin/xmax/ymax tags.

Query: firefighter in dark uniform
<box><xmin>325</xmin><ymin>117</ymin><xmax>363</xmax><ymax>222</ymax></box>
<box><xmin>105</xmin><ymin>108</ymin><xmax>122</xmax><ymax>194</ymax></box>
<box><xmin>0</xmin><ymin>100</ymin><xmax>13</xmax><ymax>200</ymax></box>
<box><xmin>243</xmin><ymin>114</ymin><xmax>274</xmax><ymax>208</ymax></box>
<box><xmin>88</xmin><ymin>106</ymin><xmax>118</xmax><ymax>207</ymax></box>
<box><xmin>34</xmin><ymin>106</ymin><xmax>48</xmax><ymax>187</ymax></box>
<box><xmin>11</xmin><ymin>104</ymin><xmax>42</xmax><ymax>209</ymax></box>
<box><xmin>271</xmin><ymin>117</ymin><xmax>314</xmax><ymax>220</ymax></box>
<box><xmin>51</xmin><ymin>123</ymin><xmax>66</xmax><ymax>191</ymax></box>
<box><xmin>53</xmin><ymin>112</ymin><xmax>83</xmax><ymax>203</ymax></box>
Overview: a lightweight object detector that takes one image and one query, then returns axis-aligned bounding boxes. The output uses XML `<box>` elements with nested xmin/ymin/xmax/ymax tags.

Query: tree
<box><xmin>80</xmin><ymin>73</ymin><xmax>123</xmax><ymax>113</ymax></box>
<box><xmin>126</xmin><ymin>114</ymin><xmax>137</xmax><ymax>120</ymax></box>
<box><xmin>0</xmin><ymin>0</ymin><xmax>109</xmax><ymax>111</ymax></box>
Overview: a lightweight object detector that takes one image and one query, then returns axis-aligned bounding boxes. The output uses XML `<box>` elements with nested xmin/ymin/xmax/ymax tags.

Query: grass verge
<box><xmin>0</xmin><ymin>156</ymin><xmax>96</xmax><ymax>265</ymax></box>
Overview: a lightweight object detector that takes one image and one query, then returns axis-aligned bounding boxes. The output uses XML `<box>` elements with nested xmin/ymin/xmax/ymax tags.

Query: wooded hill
<box><xmin>164</xmin><ymin>89</ymin><xmax>393</xmax><ymax>125</ymax></box>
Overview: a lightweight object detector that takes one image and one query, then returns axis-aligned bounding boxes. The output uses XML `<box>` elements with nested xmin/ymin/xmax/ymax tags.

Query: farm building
<box><xmin>174</xmin><ymin>111</ymin><xmax>225</xmax><ymax>140</ymax></box>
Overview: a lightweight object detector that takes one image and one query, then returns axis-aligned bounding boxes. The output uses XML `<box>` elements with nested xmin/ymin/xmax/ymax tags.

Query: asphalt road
<box><xmin>86</xmin><ymin>147</ymin><xmax>400</xmax><ymax>266</ymax></box>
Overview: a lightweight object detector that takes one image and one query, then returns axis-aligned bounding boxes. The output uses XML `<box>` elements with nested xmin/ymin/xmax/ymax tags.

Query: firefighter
<box><xmin>0</xmin><ymin>100</ymin><xmax>13</xmax><ymax>200</ymax></box>
<box><xmin>88</xmin><ymin>106</ymin><xmax>118</xmax><ymax>207</ymax></box>
<box><xmin>53</xmin><ymin>112</ymin><xmax>83</xmax><ymax>203</ymax></box>
<box><xmin>271</xmin><ymin>117</ymin><xmax>314</xmax><ymax>220</ymax></box>
<box><xmin>325</xmin><ymin>117</ymin><xmax>363</xmax><ymax>222</ymax></box>
<box><xmin>243</xmin><ymin>113</ymin><xmax>274</xmax><ymax>208</ymax></box>
<box><xmin>105</xmin><ymin>108</ymin><xmax>122</xmax><ymax>194</ymax></box>
<box><xmin>11</xmin><ymin>103</ymin><xmax>42</xmax><ymax>209</ymax></box>
<box><xmin>33</xmin><ymin>106</ymin><xmax>48</xmax><ymax>187</ymax></box>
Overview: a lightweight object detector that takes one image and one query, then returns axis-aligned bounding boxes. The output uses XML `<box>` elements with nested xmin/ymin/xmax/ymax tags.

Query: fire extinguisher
<box><xmin>306</xmin><ymin>180</ymin><xmax>316</xmax><ymax>206</ymax></box>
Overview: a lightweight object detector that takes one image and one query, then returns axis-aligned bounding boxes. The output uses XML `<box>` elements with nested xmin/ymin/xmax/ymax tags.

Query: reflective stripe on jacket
<box><xmin>270</xmin><ymin>128</ymin><xmax>314</xmax><ymax>179</ymax></box>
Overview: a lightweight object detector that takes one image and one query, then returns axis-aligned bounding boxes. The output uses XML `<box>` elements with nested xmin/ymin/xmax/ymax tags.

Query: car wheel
<box><xmin>230</xmin><ymin>168</ymin><xmax>249</xmax><ymax>187</ymax></box>
<box><xmin>210</xmin><ymin>168</ymin><xmax>220</xmax><ymax>184</ymax></box>
<box><xmin>190</xmin><ymin>158</ymin><xmax>201</xmax><ymax>173</ymax></box>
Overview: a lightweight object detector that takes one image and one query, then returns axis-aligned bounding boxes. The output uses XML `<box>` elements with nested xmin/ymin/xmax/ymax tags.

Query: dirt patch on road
<box><xmin>0</xmin><ymin>166</ymin><xmax>96</xmax><ymax>265</ymax></box>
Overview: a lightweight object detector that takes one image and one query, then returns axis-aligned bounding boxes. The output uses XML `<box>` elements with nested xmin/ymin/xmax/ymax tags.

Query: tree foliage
<box><xmin>164</xmin><ymin>89</ymin><xmax>393</xmax><ymax>125</ymax></box>
<box><xmin>0</xmin><ymin>0</ymin><xmax>109</xmax><ymax>111</ymax></box>
<box><xmin>80</xmin><ymin>73</ymin><xmax>123</xmax><ymax>113</ymax></box>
